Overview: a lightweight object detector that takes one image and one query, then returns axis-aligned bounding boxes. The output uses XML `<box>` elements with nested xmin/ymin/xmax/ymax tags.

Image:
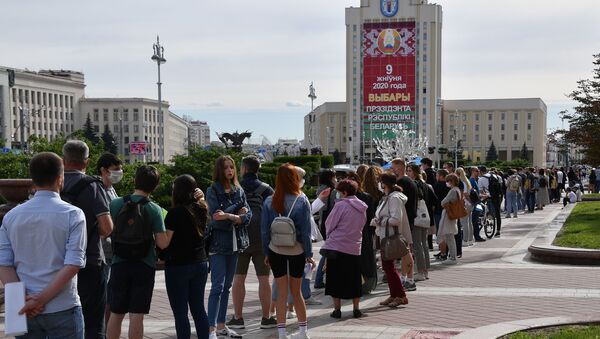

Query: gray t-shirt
<box><xmin>63</xmin><ymin>170</ymin><xmax>111</xmax><ymax>266</ymax></box>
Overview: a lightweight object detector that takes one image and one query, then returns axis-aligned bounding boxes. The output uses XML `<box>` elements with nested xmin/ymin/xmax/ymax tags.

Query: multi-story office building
<box><xmin>346</xmin><ymin>0</ymin><xmax>443</xmax><ymax>163</ymax></box>
<box><xmin>188</xmin><ymin>120</ymin><xmax>211</xmax><ymax>147</ymax></box>
<box><xmin>0</xmin><ymin>67</ymin><xmax>85</xmax><ymax>149</ymax></box>
<box><xmin>304</xmin><ymin>102</ymin><xmax>348</xmax><ymax>159</ymax></box>
<box><xmin>80</xmin><ymin>98</ymin><xmax>188</xmax><ymax>163</ymax></box>
<box><xmin>165</xmin><ymin>111</ymin><xmax>189</xmax><ymax>162</ymax></box>
<box><xmin>441</xmin><ymin>98</ymin><xmax>547</xmax><ymax>168</ymax></box>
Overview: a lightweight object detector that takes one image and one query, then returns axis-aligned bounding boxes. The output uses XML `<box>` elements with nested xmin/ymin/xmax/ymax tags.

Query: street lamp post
<box><xmin>151</xmin><ymin>35</ymin><xmax>166</xmax><ymax>163</ymax></box>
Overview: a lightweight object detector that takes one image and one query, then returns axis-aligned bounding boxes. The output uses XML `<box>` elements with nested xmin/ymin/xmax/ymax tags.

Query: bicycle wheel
<box><xmin>484</xmin><ymin>213</ymin><xmax>496</xmax><ymax>239</ymax></box>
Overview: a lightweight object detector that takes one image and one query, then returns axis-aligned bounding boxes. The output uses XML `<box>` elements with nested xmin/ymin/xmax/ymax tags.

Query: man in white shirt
<box><xmin>0</xmin><ymin>152</ymin><xmax>87</xmax><ymax>338</ymax></box>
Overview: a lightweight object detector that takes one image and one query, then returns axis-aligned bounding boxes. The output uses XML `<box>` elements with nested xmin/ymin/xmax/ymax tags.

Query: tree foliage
<box><xmin>560</xmin><ymin>53</ymin><xmax>600</xmax><ymax>165</ymax></box>
<box><xmin>520</xmin><ymin>142</ymin><xmax>529</xmax><ymax>161</ymax></box>
<box><xmin>101</xmin><ymin>125</ymin><xmax>118</xmax><ymax>154</ymax></box>
<box><xmin>83</xmin><ymin>114</ymin><xmax>98</xmax><ymax>144</ymax></box>
<box><xmin>486</xmin><ymin>141</ymin><xmax>498</xmax><ymax>162</ymax></box>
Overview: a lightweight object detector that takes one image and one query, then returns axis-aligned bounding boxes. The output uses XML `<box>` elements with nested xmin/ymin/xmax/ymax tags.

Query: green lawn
<box><xmin>553</xmin><ymin>201</ymin><xmax>600</xmax><ymax>249</ymax></box>
<box><xmin>507</xmin><ymin>325</ymin><xmax>600</xmax><ymax>339</ymax></box>
<box><xmin>582</xmin><ymin>193</ymin><xmax>600</xmax><ymax>199</ymax></box>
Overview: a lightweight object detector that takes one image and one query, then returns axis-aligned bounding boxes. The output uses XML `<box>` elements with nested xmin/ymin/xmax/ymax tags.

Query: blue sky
<box><xmin>1</xmin><ymin>0</ymin><xmax>599</xmax><ymax>141</ymax></box>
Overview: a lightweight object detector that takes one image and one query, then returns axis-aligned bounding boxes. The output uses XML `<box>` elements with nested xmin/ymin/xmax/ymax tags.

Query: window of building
<box><xmin>488</xmin><ymin>124</ymin><xmax>492</xmax><ymax>131</ymax></box>
<box><xmin>124</xmin><ymin>137</ymin><xmax>129</xmax><ymax>144</ymax></box>
<box><xmin>113</xmin><ymin>112</ymin><xmax>119</xmax><ymax>121</ymax></box>
<box><xmin>514</xmin><ymin>112</ymin><xmax>518</xmax><ymax>121</ymax></box>
<box><xmin>114</xmin><ymin>124</ymin><xmax>119</xmax><ymax>132</ymax></box>
<box><xmin>501</xmin><ymin>112</ymin><xmax>505</xmax><ymax>120</ymax></box>
<box><xmin>94</xmin><ymin>125</ymin><xmax>99</xmax><ymax>133</ymax></box>
<box><xmin>124</xmin><ymin>113</ymin><xmax>129</xmax><ymax>121</ymax></box>
<box><xmin>475</xmin><ymin>134</ymin><xmax>479</xmax><ymax>142</ymax></box>
<box><xmin>103</xmin><ymin>113</ymin><xmax>108</xmax><ymax>121</ymax></box>
<box><xmin>93</xmin><ymin>108</ymin><xmax>99</xmax><ymax>113</ymax></box>
<box><xmin>514</xmin><ymin>123</ymin><xmax>518</xmax><ymax>130</ymax></box>
<box><xmin>528</xmin><ymin>123</ymin><xmax>531</xmax><ymax>130</ymax></box>
<box><xmin>528</xmin><ymin>112</ymin><xmax>532</xmax><ymax>120</ymax></box>
<box><xmin>488</xmin><ymin>113</ymin><xmax>492</xmax><ymax>121</ymax></box>
<box><xmin>133</xmin><ymin>112</ymin><xmax>139</xmax><ymax>121</ymax></box>
<box><xmin>422</xmin><ymin>108</ymin><xmax>426</xmax><ymax>115</ymax></box>
<box><xmin>514</xmin><ymin>134</ymin><xmax>518</xmax><ymax>141</ymax></box>
<box><xmin>93</xmin><ymin>112</ymin><xmax>99</xmax><ymax>122</ymax></box>
<box><xmin>488</xmin><ymin>135</ymin><xmax>492</xmax><ymax>141</ymax></box>
<box><xmin>423</xmin><ymin>32</ymin><xmax>427</xmax><ymax>40</ymax></box>
<box><xmin>475</xmin><ymin>113</ymin><xmax>480</xmax><ymax>121</ymax></box>
<box><xmin>528</xmin><ymin>134</ymin><xmax>531</xmax><ymax>141</ymax></box>
<box><xmin>70</xmin><ymin>96</ymin><xmax>73</xmax><ymax>108</ymax></box>
<box><xmin>475</xmin><ymin>125</ymin><xmax>479</xmax><ymax>131</ymax></box>
<box><xmin>501</xmin><ymin>124</ymin><xmax>505</xmax><ymax>131</ymax></box>
<box><xmin>134</xmin><ymin>125</ymin><xmax>139</xmax><ymax>133</ymax></box>
<box><xmin>501</xmin><ymin>134</ymin><xmax>505</xmax><ymax>141</ymax></box>
<box><xmin>124</xmin><ymin>125</ymin><xmax>129</xmax><ymax>133</ymax></box>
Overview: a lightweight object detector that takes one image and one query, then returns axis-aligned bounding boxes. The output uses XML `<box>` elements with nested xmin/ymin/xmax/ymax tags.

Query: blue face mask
<box><xmin>335</xmin><ymin>191</ymin><xmax>341</xmax><ymax>200</ymax></box>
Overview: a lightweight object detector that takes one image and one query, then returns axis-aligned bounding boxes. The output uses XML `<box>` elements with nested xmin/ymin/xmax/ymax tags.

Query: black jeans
<box><xmin>454</xmin><ymin>221</ymin><xmax>463</xmax><ymax>256</ymax></box>
<box><xmin>472</xmin><ymin>207</ymin><xmax>483</xmax><ymax>240</ymax></box>
<box><xmin>78</xmin><ymin>263</ymin><xmax>107</xmax><ymax>339</ymax></box>
<box><xmin>489</xmin><ymin>198</ymin><xmax>502</xmax><ymax>233</ymax></box>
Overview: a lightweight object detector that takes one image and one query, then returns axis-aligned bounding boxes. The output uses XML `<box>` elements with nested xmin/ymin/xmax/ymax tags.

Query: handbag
<box><xmin>445</xmin><ymin>189</ymin><xmax>468</xmax><ymax>220</ymax></box>
<box><xmin>380</xmin><ymin>220</ymin><xmax>409</xmax><ymax>261</ymax></box>
<box><xmin>414</xmin><ymin>199</ymin><xmax>431</xmax><ymax>228</ymax></box>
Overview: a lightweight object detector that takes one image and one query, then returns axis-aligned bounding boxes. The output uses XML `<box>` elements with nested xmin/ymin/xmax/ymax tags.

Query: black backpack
<box><xmin>488</xmin><ymin>175</ymin><xmax>502</xmax><ymax>199</ymax></box>
<box><xmin>244</xmin><ymin>183</ymin><xmax>270</xmax><ymax>244</ymax></box>
<box><xmin>539</xmin><ymin>176</ymin><xmax>548</xmax><ymax>188</ymax></box>
<box><xmin>469</xmin><ymin>188</ymin><xmax>481</xmax><ymax>204</ymax></box>
<box><xmin>111</xmin><ymin>195</ymin><xmax>153</xmax><ymax>260</ymax></box>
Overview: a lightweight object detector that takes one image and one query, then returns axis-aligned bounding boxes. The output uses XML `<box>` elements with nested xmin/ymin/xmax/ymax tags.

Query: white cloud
<box><xmin>286</xmin><ymin>101</ymin><xmax>304</xmax><ymax>107</ymax></box>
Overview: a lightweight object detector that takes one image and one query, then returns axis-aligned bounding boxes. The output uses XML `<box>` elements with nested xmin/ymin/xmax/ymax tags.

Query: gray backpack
<box><xmin>270</xmin><ymin>196</ymin><xmax>300</xmax><ymax>247</ymax></box>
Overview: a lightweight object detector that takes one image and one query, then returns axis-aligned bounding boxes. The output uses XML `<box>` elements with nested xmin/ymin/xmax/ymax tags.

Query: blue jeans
<box><xmin>208</xmin><ymin>254</ymin><xmax>238</xmax><ymax>327</ymax></box>
<box><xmin>165</xmin><ymin>261</ymin><xmax>209</xmax><ymax>339</ymax></box>
<box><xmin>313</xmin><ymin>256</ymin><xmax>326</xmax><ymax>288</ymax></box>
<box><xmin>472</xmin><ymin>206</ymin><xmax>483</xmax><ymax>240</ymax></box>
<box><xmin>18</xmin><ymin>306</ymin><xmax>84</xmax><ymax>339</ymax></box>
<box><xmin>596</xmin><ymin>180</ymin><xmax>600</xmax><ymax>193</ymax></box>
<box><xmin>506</xmin><ymin>191</ymin><xmax>518</xmax><ymax>215</ymax></box>
<box><xmin>525</xmin><ymin>191</ymin><xmax>536</xmax><ymax>212</ymax></box>
<box><xmin>272</xmin><ymin>270</ymin><xmax>311</xmax><ymax>303</ymax></box>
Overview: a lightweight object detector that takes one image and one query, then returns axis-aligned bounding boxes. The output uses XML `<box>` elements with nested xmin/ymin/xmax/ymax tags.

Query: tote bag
<box><xmin>414</xmin><ymin>199</ymin><xmax>431</xmax><ymax>228</ymax></box>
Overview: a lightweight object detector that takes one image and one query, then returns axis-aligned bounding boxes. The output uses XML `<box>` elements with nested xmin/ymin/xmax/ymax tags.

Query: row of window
<box><xmin>451</xmin><ymin>112</ymin><xmax>534</xmax><ymax>121</ymax></box>
<box><xmin>12</xmin><ymin>88</ymin><xmax>74</xmax><ymax>109</ymax></box>
<box><xmin>91</xmin><ymin>107</ymin><xmax>163</xmax><ymax>123</ymax></box>
<box><xmin>13</xmin><ymin>107</ymin><xmax>73</xmax><ymax>120</ymax></box>
<box><xmin>452</xmin><ymin>133</ymin><xmax>532</xmax><ymax>143</ymax></box>
<box><xmin>14</xmin><ymin>120</ymin><xmax>73</xmax><ymax>133</ymax></box>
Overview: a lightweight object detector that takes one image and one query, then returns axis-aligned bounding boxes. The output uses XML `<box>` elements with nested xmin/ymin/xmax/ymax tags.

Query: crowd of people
<box><xmin>0</xmin><ymin>140</ymin><xmax>593</xmax><ymax>339</ymax></box>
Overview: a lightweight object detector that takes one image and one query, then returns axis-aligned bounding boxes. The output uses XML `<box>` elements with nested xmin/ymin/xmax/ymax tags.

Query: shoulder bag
<box><xmin>380</xmin><ymin>220</ymin><xmax>409</xmax><ymax>261</ymax></box>
<box><xmin>445</xmin><ymin>188</ymin><xmax>468</xmax><ymax>220</ymax></box>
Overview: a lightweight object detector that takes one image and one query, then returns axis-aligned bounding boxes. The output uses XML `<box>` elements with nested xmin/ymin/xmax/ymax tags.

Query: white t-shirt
<box><xmin>568</xmin><ymin>192</ymin><xmax>577</xmax><ymax>203</ymax></box>
<box><xmin>557</xmin><ymin>171</ymin><xmax>564</xmax><ymax>184</ymax></box>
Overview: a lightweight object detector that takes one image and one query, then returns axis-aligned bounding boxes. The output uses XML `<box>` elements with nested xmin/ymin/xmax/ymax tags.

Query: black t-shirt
<box><xmin>397</xmin><ymin>176</ymin><xmax>417</xmax><ymax>224</ymax></box>
<box><xmin>164</xmin><ymin>205</ymin><xmax>208</xmax><ymax>266</ymax></box>
<box><xmin>433</xmin><ymin>181</ymin><xmax>450</xmax><ymax>214</ymax></box>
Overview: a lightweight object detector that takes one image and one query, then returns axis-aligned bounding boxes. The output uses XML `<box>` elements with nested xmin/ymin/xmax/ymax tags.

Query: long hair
<box><xmin>172</xmin><ymin>174</ymin><xmax>208</xmax><ymax>237</ymax></box>
<box><xmin>356</xmin><ymin>164</ymin><xmax>369</xmax><ymax>187</ymax></box>
<box><xmin>408</xmin><ymin>163</ymin><xmax>424</xmax><ymax>183</ymax></box>
<box><xmin>456</xmin><ymin>167</ymin><xmax>472</xmax><ymax>191</ymax></box>
<box><xmin>364</xmin><ymin>166</ymin><xmax>384</xmax><ymax>203</ymax></box>
<box><xmin>213</xmin><ymin>155</ymin><xmax>239</xmax><ymax>188</ymax></box>
<box><xmin>272</xmin><ymin>163</ymin><xmax>301</xmax><ymax>214</ymax></box>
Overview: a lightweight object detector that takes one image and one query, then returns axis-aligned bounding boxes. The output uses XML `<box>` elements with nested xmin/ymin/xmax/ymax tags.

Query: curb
<box><xmin>453</xmin><ymin>314</ymin><xmax>600</xmax><ymax>339</ymax></box>
<box><xmin>527</xmin><ymin>203</ymin><xmax>600</xmax><ymax>265</ymax></box>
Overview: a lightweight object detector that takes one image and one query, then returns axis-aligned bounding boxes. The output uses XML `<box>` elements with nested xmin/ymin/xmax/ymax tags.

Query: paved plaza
<box><xmin>2</xmin><ymin>203</ymin><xmax>599</xmax><ymax>338</ymax></box>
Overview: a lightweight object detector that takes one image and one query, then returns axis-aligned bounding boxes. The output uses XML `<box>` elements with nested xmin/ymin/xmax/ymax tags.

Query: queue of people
<box><xmin>0</xmin><ymin>142</ymin><xmax>583</xmax><ymax>339</ymax></box>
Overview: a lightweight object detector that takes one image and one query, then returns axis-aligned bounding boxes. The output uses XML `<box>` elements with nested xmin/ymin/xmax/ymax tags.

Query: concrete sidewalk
<box><xmin>5</xmin><ymin>202</ymin><xmax>596</xmax><ymax>338</ymax></box>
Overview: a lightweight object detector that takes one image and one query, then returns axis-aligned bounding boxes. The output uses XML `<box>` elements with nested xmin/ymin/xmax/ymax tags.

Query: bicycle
<box><xmin>474</xmin><ymin>199</ymin><xmax>496</xmax><ymax>239</ymax></box>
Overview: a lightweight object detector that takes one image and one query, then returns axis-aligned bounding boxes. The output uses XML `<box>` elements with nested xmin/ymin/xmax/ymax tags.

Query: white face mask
<box><xmin>108</xmin><ymin>169</ymin><xmax>123</xmax><ymax>184</ymax></box>
<box><xmin>446</xmin><ymin>182</ymin><xmax>452</xmax><ymax>188</ymax></box>
<box><xmin>378</xmin><ymin>182</ymin><xmax>385</xmax><ymax>193</ymax></box>
<box><xmin>299</xmin><ymin>179</ymin><xmax>305</xmax><ymax>188</ymax></box>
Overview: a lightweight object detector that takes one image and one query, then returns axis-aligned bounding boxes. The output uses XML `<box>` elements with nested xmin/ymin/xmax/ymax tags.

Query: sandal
<box><xmin>379</xmin><ymin>296</ymin><xmax>394</xmax><ymax>306</ymax></box>
<box><xmin>388</xmin><ymin>297</ymin><xmax>408</xmax><ymax>307</ymax></box>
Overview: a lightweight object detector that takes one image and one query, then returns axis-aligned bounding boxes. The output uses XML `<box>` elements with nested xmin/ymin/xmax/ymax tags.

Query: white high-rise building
<box><xmin>0</xmin><ymin>67</ymin><xmax>85</xmax><ymax>149</ymax></box>
<box><xmin>346</xmin><ymin>0</ymin><xmax>443</xmax><ymax>163</ymax></box>
<box><xmin>188</xmin><ymin>120</ymin><xmax>211</xmax><ymax>147</ymax></box>
<box><xmin>80</xmin><ymin>98</ymin><xmax>189</xmax><ymax>163</ymax></box>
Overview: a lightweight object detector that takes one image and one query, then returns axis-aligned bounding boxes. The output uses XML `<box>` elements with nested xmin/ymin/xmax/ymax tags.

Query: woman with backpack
<box><xmin>261</xmin><ymin>163</ymin><xmax>315</xmax><ymax>339</ymax></box>
<box><xmin>456</xmin><ymin>167</ymin><xmax>473</xmax><ymax>250</ymax></box>
<box><xmin>206</xmin><ymin>156</ymin><xmax>251</xmax><ymax>339</ymax></box>
<box><xmin>536</xmin><ymin>168</ymin><xmax>550</xmax><ymax>210</ymax></box>
<box><xmin>439</xmin><ymin>174</ymin><xmax>462</xmax><ymax>265</ymax></box>
<box><xmin>164</xmin><ymin>175</ymin><xmax>210</xmax><ymax>339</ymax></box>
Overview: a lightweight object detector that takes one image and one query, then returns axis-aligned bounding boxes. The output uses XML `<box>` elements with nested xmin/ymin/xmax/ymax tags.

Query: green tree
<box><xmin>560</xmin><ymin>53</ymin><xmax>600</xmax><ymax>165</ymax></box>
<box><xmin>83</xmin><ymin>114</ymin><xmax>98</xmax><ymax>143</ymax></box>
<box><xmin>486</xmin><ymin>141</ymin><xmax>498</xmax><ymax>162</ymax></box>
<box><xmin>101</xmin><ymin>125</ymin><xmax>118</xmax><ymax>154</ymax></box>
<box><xmin>520</xmin><ymin>142</ymin><xmax>529</xmax><ymax>161</ymax></box>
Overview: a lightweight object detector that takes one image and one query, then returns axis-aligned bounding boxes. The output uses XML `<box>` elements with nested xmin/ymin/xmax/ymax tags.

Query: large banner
<box><xmin>362</xmin><ymin>22</ymin><xmax>416</xmax><ymax>140</ymax></box>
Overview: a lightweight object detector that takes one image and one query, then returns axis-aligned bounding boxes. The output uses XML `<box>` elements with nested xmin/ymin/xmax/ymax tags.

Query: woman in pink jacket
<box><xmin>321</xmin><ymin>179</ymin><xmax>368</xmax><ymax>319</ymax></box>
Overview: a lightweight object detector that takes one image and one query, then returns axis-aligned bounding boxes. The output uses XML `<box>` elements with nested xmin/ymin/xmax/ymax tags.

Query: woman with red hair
<box><xmin>261</xmin><ymin>163</ymin><xmax>315</xmax><ymax>339</ymax></box>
